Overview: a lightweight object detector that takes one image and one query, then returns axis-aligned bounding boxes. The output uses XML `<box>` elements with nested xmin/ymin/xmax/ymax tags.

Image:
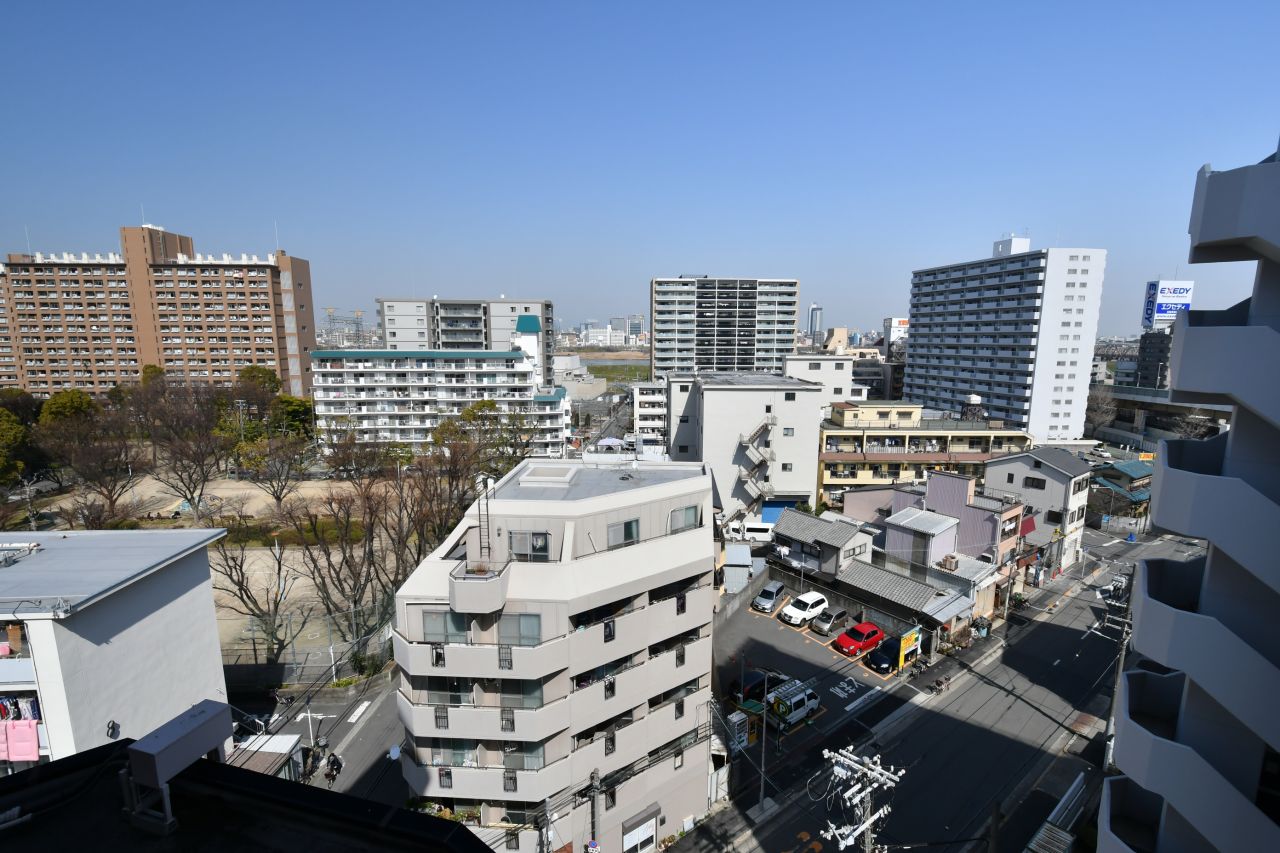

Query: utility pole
<box><xmin>1102</xmin><ymin>570</ymin><xmax>1134</xmax><ymax>772</ymax></box>
<box><xmin>820</xmin><ymin>747</ymin><xmax>905</xmax><ymax>852</ymax></box>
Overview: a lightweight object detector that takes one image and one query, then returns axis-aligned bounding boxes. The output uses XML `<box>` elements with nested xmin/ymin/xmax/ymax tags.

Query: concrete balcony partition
<box><xmin>1098</xmin><ymin>776</ymin><xmax>1165</xmax><ymax>853</ymax></box>
<box><xmin>1169</xmin><ymin>302</ymin><xmax>1280</xmax><ymax>427</ymax></box>
<box><xmin>399</xmin><ymin>750</ymin><xmax>573</xmax><ymax>802</ymax></box>
<box><xmin>1114</xmin><ymin>670</ymin><xmax>1280</xmax><ymax>851</ymax></box>
<box><xmin>1153</xmin><ymin>435</ymin><xmax>1278</xmax><ymax>585</ymax></box>
<box><xmin>567</xmin><ymin>606</ymin><xmax>649</xmax><ymax>673</ymax></box>
<box><xmin>1188</xmin><ymin>158</ymin><xmax>1280</xmax><ymax>264</ymax></box>
<box><xmin>448</xmin><ymin>560</ymin><xmax>511</xmax><ymax>614</ymax></box>
<box><xmin>1133</xmin><ymin>557</ymin><xmax>1280</xmax><ymax>747</ymax></box>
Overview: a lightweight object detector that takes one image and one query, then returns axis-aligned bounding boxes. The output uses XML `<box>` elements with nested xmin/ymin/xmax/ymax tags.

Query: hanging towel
<box><xmin>0</xmin><ymin>721</ymin><xmax>8</xmax><ymax>761</ymax></box>
<box><xmin>6</xmin><ymin>720</ymin><xmax>39</xmax><ymax>762</ymax></box>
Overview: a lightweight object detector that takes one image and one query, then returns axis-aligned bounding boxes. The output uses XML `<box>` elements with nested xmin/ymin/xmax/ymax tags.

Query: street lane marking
<box><xmin>1053</xmin><ymin>659</ymin><xmax>1060</xmax><ymax>666</ymax></box>
<box><xmin>346</xmin><ymin>700</ymin><xmax>372</xmax><ymax>724</ymax></box>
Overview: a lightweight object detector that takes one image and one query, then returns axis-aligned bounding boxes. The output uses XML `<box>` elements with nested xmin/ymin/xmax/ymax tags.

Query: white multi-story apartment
<box><xmin>632</xmin><ymin>381</ymin><xmax>668</xmax><ymax>452</ymax></box>
<box><xmin>393</xmin><ymin>458</ymin><xmax>716</xmax><ymax>853</ymax></box>
<box><xmin>903</xmin><ymin>238</ymin><xmax>1106</xmax><ymax>441</ymax></box>
<box><xmin>985</xmin><ymin>447</ymin><xmax>1092</xmax><ymax>573</ymax></box>
<box><xmin>0</xmin><ymin>531</ymin><xmax>227</xmax><ymax>767</ymax></box>
<box><xmin>1100</xmin><ymin>145</ymin><xmax>1280</xmax><ymax>852</ymax></box>
<box><xmin>667</xmin><ymin>373</ymin><xmax>822</xmax><ymax>522</ymax></box>
<box><xmin>312</xmin><ymin>347</ymin><xmax>569</xmax><ymax>458</ymax></box>
<box><xmin>376</xmin><ymin>298</ymin><xmax>555</xmax><ymax>385</ymax></box>
<box><xmin>784</xmin><ymin>353</ymin><xmax>869</xmax><ymax>417</ymax></box>
<box><xmin>649</xmin><ymin>277</ymin><xmax>798</xmax><ymax>377</ymax></box>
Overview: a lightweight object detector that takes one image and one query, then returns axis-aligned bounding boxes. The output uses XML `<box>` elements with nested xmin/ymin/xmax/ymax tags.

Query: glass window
<box><xmin>426</xmin><ymin>677</ymin><xmax>475</xmax><ymax>706</ymax></box>
<box><xmin>607</xmin><ymin>519</ymin><xmax>640</xmax><ymax>550</ymax></box>
<box><xmin>427</xmin><ymin>737</ymin><xmax>478</xmax><ymax>766</ymax></box>
<box><xmin>498</xmin><ymin>613</ymin><xmax>541</xmax><ymax>647</ymax></box>
<box><xmin>784</xmin><ymin>392</ymin><xmax>796</xmax><ymax>401</ymax></box>
<box><xmin>669</xmin><ymin>505</ymin><xmax>699</xmax><ymax>534</ymax></box>
<box><xmin>781</xmin><ymin>463</ymin><xmax>793</xmax><ymax>472</ymax></box>
<box><xmin>783</xmin><ymin>427</ymin><xmax>794</xmax><ymax>436</ymax></box>
<box><xmin>500</xmin><ymin>679</ymin><xmax>544</xmax><ymax>709</ymax></box>
<box><xmin>424</xmin><ymin>610</ymin><xmax>469</xmax><ymax>644</ymax></box>
<box><xmin>510</xmin><ymin>531</ymin><xmax>550</xmax><ymax>562</ymax></box>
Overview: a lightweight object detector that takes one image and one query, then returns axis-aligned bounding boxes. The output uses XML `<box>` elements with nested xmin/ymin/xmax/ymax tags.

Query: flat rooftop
<box><xmin>492</xmin><ymin>459</ymin><xmax>705</xmax><ymax>502</ymax></box>
<box><xmin>672</xmin><ymin>372</ymin><xmax>819</xmax><ymax>389</ymax></box>
<box><xmin>0</xmin><ymin>530</ymin><xmax>224</xmax><ymax>617</ymax></box>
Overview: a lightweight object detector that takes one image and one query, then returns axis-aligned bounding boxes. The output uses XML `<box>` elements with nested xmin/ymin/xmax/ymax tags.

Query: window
<box><xmin>510</xmin><ymin>531</ymin><xmax>550</xmax><ymax>562</ymax></box>
<box><xmin>1023</xmin><ymin>476</ymin><xmax>1047</xmax><ymax>490</ymax></box>
<box><xmin>1045</xmin><ymin>509</ymin><xmax>1063</xmax><ymax>525</ymax></box>
<box><xmin>764</xmin><ymin>405</ymin><xmax>772</xmax><ymax>413</ymax></box>
<box><xmin>678</xmin><ymin>415</ymin><xmax>689</xmax><ymax>424</ymax></box>
<box><xmin>669</xmin><ymin>505</ymin><xmax>699</xmax><ymax>533</ymax></box>
<box><xmin>607</xmin><ymin>519</ymin><xmax>640</xmax><ymax>550</ymax></box>
<box><xmin>784</xmin><ymin>392</ymin><xmax>796</xmax><ymax>401</ymax></box>
<box><xmin>834</xmin><ymin>362</ymin><xmax>845</xmax><ymax>370</ymax></box>
<box><xmin>781</xmin><ymin>463</ymin><xmax>793</xmax><ymax>472</ymax></box>
<box><xmin>498</xmin><ymin>613</ymin><xmax>541</xmax><ymax>647</ymax></box>
<box><xmin>678</xmin><ymin>384</ymin><xmax>689</xmax><ymax>392</ymax></box>
<box><xmin>809</xmin><ymin>362</ymin><xmax>821</xmax><ymax>370</ymax></box>
<box><xmin>427</xmin><ymin>676</ymin><xmax>475</xmax><ymax>706</ymax></box>
<box><xmin>424</xmin><ymin>610</ymin><xmax>469</xmax><ymax>644</ymax></box>
<box><xmin>678</xmin><ymin>445</ymin><xmax>688</xmax><ymax>454</ymax></box>
<box><xmin>674</xmin><ymin>750</ymin><xmax>684</xmax><ymax>769</ymax></box>
<box><xmin>605</xmin><ymin>789</ymin><xmax>617</xmax><ymax>810</ymax></box>
<box><xmin>783</xmin><ymin>427</ymin><xmax>794</xmax><ymax>436</ymax></box>
<box><xmin>878</xmin><ymin>411</ymin><xmax>890</xmax><ymax>420</ymax></box>
<box><xmin>834</xmin><ymin>387</ymin><xmax>843</xmax><ymax>395</ymax></box>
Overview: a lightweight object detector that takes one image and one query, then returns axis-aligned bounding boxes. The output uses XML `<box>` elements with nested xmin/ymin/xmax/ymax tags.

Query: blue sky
<box><xmin>2</xmin><ymin>1</ymin><xmax>1275</xmax><ymax>336</ymax></box>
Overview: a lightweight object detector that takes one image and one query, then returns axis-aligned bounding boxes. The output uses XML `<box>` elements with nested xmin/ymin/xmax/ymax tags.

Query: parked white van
<box><xmin>727</xmin><ymin>519</ymin><xmax>774</xmax><ymax>542</ymax></box>
<box><xmin>765</xmin><ymin>679</ymin><xmax>820</xmax><ymax>729</ymax></box>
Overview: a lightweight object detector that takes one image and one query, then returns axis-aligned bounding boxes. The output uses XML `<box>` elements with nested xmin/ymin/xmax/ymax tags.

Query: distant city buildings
<box><xmin>393</xmin><ymin>458</ymin><xmax>717</xmax><ymax>853</ymax></box>
<box><xmin>882</xmin><ymin>317</ymin><xmax>909</xmax><ymax>355</ymax></box>
<box><xmin>376</xmin><ymin>298</ymin><xmax>555</xmax><ymax>385</ymax></box>
<box><xmin>0</xmin><ymin>225</ymin><xmax>318</xmax><ymax>395</ymax></box>
<box><xmin>903</xmin><ymin>237</ymin><xmax>1106</xmax><ymax>441</ymax></box>
<box><xmin>650</xmin><ymin>277</ymin><xmax>798</xmax><ymax>377</ymax></box>
<box><xmin>807</xmin><ymin>302</ymin><xmax>823</xmax><ymax>342</ymax></box>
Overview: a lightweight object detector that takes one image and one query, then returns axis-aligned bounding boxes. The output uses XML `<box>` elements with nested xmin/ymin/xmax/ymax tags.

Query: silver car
<box><xmin>811</xmin><ymin>607</ymin><xmax>848</xmax><ymax>636</ymax></box>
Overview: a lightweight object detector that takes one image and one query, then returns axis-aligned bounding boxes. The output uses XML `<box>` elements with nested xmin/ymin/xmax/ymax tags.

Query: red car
<box><xmin>835</xmin><ymin>622</ymin><xmax>884</xmax><ymax>656</ymax></box>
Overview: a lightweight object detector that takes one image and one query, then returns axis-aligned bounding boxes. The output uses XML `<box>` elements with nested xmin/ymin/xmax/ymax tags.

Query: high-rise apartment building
<box><xmin>649</xmin><ymin>277</ymin><xmax>798</xmax><ymax>377</ymax></box>
<box><xmin>376</xmin><ymin>298</ymin><xmax>555</xmax><ymax>385</ymax></box>
<box><xmin>0</xmin><ymin>225</ymin><xmax>317</xmax><ymax>395</ymax></box>
<box><xmin>1101</xmin><ymin>145</ymin><xmax>1280</xmax><ymax>852</ymax></box>
<box><xmin>627</xmin><ymin>313</ymin><xmax>645</xmax><ymax>337</ymax></box>
<box><xmin>903</xmin><ymin>238</ymin><xmax>1106</xmax><ymax>441</ymax></box>
<box><xmin>807</xmin><ymin>302</ymin><xmax>823</xmax><ymax>342</ymax></box>
<box><xmin>393</xmin><ymin>458</ymin><xmax>716</xmax><ymax>852</ymax></box>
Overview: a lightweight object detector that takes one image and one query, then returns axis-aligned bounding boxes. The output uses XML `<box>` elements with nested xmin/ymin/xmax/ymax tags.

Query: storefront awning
<box><xmin>1019</xmin><ymin>516</ymin><xmax>1037</xmax><ymax>536</ymax></box>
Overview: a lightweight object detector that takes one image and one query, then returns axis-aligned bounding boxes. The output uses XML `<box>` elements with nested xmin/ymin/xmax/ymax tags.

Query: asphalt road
<box><xmin>681</xmin><ymin>530</ymin><xmax>1203</xmax><ymax>853</ymax></box>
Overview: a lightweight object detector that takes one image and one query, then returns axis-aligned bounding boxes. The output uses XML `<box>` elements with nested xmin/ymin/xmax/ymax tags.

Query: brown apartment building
<box><xmin>0</xmin><ymin>225</ymin><xmax>318</xmax><ymax>395</ymax></box>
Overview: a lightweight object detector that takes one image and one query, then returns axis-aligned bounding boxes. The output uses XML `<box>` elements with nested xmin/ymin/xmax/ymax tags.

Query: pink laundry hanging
<box><xmin>0</xmin><ymin>722</ymin><xmax>8</xmax><ymax>761</ymax></box>
<box><xmin>6</xmin><ymin>720</ymin><xmax>38</xmax><ymax>762</ymax></box>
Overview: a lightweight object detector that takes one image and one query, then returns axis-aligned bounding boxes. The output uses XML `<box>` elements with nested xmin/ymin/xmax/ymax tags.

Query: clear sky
<box><xmin>2</xmin><ymin>1</ymin><xmax>1275</xmax><ymax>336</ymax></box>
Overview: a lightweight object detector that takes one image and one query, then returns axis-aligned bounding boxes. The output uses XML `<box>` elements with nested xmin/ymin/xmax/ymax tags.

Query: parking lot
<box><xmin>713</xmin><ymin>579</ymin><xmax>925</xmax><ymax>745</ymax></box>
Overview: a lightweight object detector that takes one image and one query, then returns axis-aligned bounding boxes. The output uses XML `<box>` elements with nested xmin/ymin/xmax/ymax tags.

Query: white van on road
<box><xmin>727</xmin><ymin>519</ymin><xmax>774</xmax><ymax>542</ymax></box>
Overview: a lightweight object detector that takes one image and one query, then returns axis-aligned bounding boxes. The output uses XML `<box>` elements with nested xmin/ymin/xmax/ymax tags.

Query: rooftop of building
<box><xmin>0</xmin><ymin>530</ymin><xmax>224</xmax><ymax>619</ymax></box>
<box><xmin>991</xmin><ymin>446</ymin><xmax>1093</xmax><ymax>478</ymax></box>
<box><xmin>491</xmin><ymin>458</ymin><xmax>705</xmax><ymax>503</ymax></box>
<box><xmin>311</xmin><ymin>349</ymin><xmax>526</xmax><ymax>361</ymax></box>
<box><xmin>651</xmin><ymin>276</ymin><xmax>799</xmax><ymax>283</ymax></box>
<box><xmin>669</xmin><ymin>372</ymin><xmax>820</xmax><ymax>389</ymax></box>
<box><xmin>836</xmin><ymin>559</ymin><xmax>972</xmax><ymax>623</ymax></box>
<box><xmin>884</xmin><ymin>506</ymin><xmax>958</xmax><ymax>536</ymax></box>
<box><xmin>772</xmin><ymin>508</ymin><xmax>864</xmax><ymax>549</ymax></box>
<box><xmin>944</xmin><ymin>554</ymin><xmax>1003</xmax><ymax>583</ymax></box>
<box><xmin>1097</xmin><ymin>459</ymin><xmax>1154</xmax><ymax>480</ymax></box>
<box><xmin>0</xmin><ymin>740</ymin><xmax>488</xmax><ymax>853</ymax></box>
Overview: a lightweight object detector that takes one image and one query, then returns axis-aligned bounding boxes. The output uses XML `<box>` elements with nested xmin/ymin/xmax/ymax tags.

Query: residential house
<box><xmin>1089</xmin><ymin>459</ymin><xmax>1153</xmax><ymax>517</ymax></box>
<box><xmin>769</xmin><ymin>509</ymin><xmax>875</xmax><ymax>580</ymax></box>
<box><xmin>985</xmin><ymin>447</ymin><xmax>1092</xmax><ymax>573</ymax></box>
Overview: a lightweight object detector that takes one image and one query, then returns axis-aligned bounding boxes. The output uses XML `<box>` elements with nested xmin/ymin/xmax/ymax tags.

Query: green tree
<box><xmin>0</xmin><ymin>389</ymin><xmax>41</xmax><ymax>426</ymax></box>
<box><xmin>237</xmin><ymin>365</ymin><xmax>283</xmax><ymax>395</ymax></box>
<box><xmin>141</xmin><ymin>364</ymin><xmax>167</xmax><ymax>386</ymax></box>
<box><xmin>38</xmin><ymin>389</ymin><xmax>97</xmax><ymax>425</ymax></box>
<box><xmin>268</xmin><ymin>395</ymin><xmax>315</xmax><ymax>439</ymax></box>
<box><xmin>0</xmin><ymin>409</ymin><xmax>28</xmax><ymax>484</ymax></box>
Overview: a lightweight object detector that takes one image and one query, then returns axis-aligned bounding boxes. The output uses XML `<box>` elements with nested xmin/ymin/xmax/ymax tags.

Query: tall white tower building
<box><xmin>902</xmin><ymin>237</ymin><xmax>1106</xmax><ymax>440</ymax></box>
<box><xmin>649</xmin><ymin>277</ymin><xmax>798</xmax><ymax>377</ymax></box>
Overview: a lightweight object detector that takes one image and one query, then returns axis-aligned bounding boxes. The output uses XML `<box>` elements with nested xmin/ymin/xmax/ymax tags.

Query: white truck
<box><xmin>764</xmin><ymin>679</ymin><xmax>820</xmax><ymax>730</ymax></box>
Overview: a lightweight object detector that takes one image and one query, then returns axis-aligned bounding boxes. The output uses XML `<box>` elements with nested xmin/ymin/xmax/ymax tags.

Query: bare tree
<box><xmin>208</xmin><ymin>510</ymin><xmax>313</xmax><ymax>665</ymax></box>
<box><xmin>36</xmin><ymin>407</ymin><xmax>150</xmax><ymax>520</ymax></box>
<box><xmin>323</xmin><ymin>422</ymin><xmax>393</xmax><ymax>496</ymax></box>
<box><xmin>240</xmin><ymin>434</ymin><xmax>313</xmax><ymax>510</ymax></box>
<box><xmin>150</xmin><ymin>387</ymin><xmax>236</xmax><ymax>523</ymax></box>
<box><xmin>1085</xmin><ymin>385</ymin><xmax>1117</xmax><ymax>435</ymax></box>
<box><xmin>1168</xmin><ymin>408</ymin><xmax>1215</xmax><ymax>440</ymax></box>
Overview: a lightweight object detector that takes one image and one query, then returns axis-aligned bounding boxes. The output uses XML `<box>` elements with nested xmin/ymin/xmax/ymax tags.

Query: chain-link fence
<box><xmin>219</xmin><ymin>598</ymin><xmax>393</xmax><ymax>691</ymax></box>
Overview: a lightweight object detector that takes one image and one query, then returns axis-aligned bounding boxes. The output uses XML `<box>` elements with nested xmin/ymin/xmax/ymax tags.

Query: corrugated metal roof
<box><xmin>836</xmin><ymin>559</ymin><xmax>945</xmax><ymax>612</ymax></box>
<box><xmin>773</xmin><ymin>509</ymin><xmax>860</xmax><ymax>549</ymax></box>
<box><xmin>885</xmin><ymin>506</ymin><xmax>958</xmax><ymax>537</ymax></box>
<box><xmin>1102</xmin><ymin>459</ymin><xmax>1154</xmax><ymax>480</ymax></box>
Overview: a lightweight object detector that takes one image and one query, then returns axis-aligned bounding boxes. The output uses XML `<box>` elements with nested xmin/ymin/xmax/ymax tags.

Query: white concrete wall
<box><xmin>31</xmin><ymin>549</ymin><xmax>227</xmax><ymax>759</ymax></box>
<box><xmin>1029</xmin><ymin>250</ymin><xmax>1106</xmax><ymax>440</ymax></box>
<box><xmin>784</xmin><ymin>355</ymin><xmax>859</xmax><ymax>415</ymax></box>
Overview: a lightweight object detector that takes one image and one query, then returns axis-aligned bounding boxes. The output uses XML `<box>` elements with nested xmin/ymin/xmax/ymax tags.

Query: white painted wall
<box><xmin>784</xmin><ymin>354</ymin><xmax>860</xmax><ymax>416</ymax></box>
<box><xmin>1029</xmin><ymin>250</ymin><xmax>1106</xmax><ymax>441</ymax></box>
<box><xmin>29</xmin><ymin>549</ymin><xmax>227</xmax><ymax>759</ymax></box>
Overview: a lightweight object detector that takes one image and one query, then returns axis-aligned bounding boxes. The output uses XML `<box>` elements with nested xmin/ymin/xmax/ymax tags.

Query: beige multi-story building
<box><xmin>818</xmin><ymin>400</ymin><xmax>1033</xmax><ymax>502</ymax></box>
<box><xmin>0</xmin><ymin>225</ymin><xmax>317</xmax><ymax>395</ymax></box>
<box><xmin>393</xmin><ymin>458</ymin><xmax>716</xmax><ymax>852</ymax></box>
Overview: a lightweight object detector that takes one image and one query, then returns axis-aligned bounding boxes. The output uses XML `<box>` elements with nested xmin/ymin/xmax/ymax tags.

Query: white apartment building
<box><xmin>784</xmin><ymin>354</ymin><xmax>869</xmax><ymax>417</ymax></box>
<box><xmin>377</xmin><ymin>298</ymin><xmax>555</xmax><ymax>385</ymax></box>
<box><xmin>1100</xmin><ymin>144</ymin><xmax>1280</xmax><ymax>852</ymax></box>
<box><xmin>649</xmin><ymin>277</ymin><xmax>798</xmax><ymax>377</ymax></box>
<box><xmin>903</xmin><ymin>237</ymin><xmax>1106</xmax><ymax>441</ymax></box>
<box><xmin>393</xmin><ymin>459</ymin><xmax>716</xmax><ymax>853</ymax></box>
<box><xmin>667</xmin><ymin>373</ymin><xmax>822</xmax><ymax>522</ymax></box>
<box><xmin>0</xmin><ymin>531</ymin><xmax>228</xmax><ymax>768</ymax></box>
<box><xmin>312</xmin><ymin>347</ymin><xmax>569</xmax><ymax>458</ymax></box>
<box><xmin>632</xmin><ymin>381</ymin><xmax>668</xmax><ymax>452</ymax></box>
<box><xmin>984</xmin><ymin>447</ymin><xmax>1092</xmax><ymax>573</ymax></box>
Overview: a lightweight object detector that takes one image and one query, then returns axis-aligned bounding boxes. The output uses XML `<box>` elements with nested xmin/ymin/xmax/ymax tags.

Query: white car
<box><xmin>779</xmin><ymin>591</ymin><xmax>829</xmax><ymax>626</ymax></box>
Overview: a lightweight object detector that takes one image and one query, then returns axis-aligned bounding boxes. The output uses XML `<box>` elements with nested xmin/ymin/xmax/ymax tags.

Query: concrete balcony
<box><xmin>1153</xmin><ymin>435</ymin><xmax>1278</xmax><ymax>586</ymax></box>
<box><xmin>1187</xmin><ymin>156</ymin><xmax>1280</xmax><ymax>264</ymax></box>
<box><xmin>397</xmin><ymin>690</ymin><xmax>572</xmax><ymax>743</ymax></box>
<box><xmin>648</xmin><ymin>589</ymin><xmax>713</xmax><ymax>643</ymax></box>
<box><xmin>568</xmin><ymin>660</ymin><xmax>652</xmax><ymax>734</ymax></box>
<box><xmin>399</xmin><ymin>749</ymin><xmax>573</xmax><ymax>802</ymax></box>
<box><xmin>1098</xmin><ymin>776</ymin><xmax>1164</xmax><ymax>853</ymax></box>
<box><xmin>448</xmin><ymin>559</ymin><xmax>510</xmax><ymax>614</ymax></box>
<box><xmin>1133</xmin><ymin>557</ymin><xmax>1280</xmax><ymax>748</ymax></box>
<box><xmin>393</xmin><ymin>631</ymin><xmax>569</xmax><ymax>681</ymax></box>
<box><xmin>567</xmin><ymin>605</ymin><xmax>649</xmax><ymax>673</ymax></box>
<box><xmin>1113</xmin><ymin>670</ymin><xmax>1280</xmax><ymax>851</ymax></box>
<box><xmin>1169</xmin><ymin>301</ymin><xmax>1280</xmax><ymax>428</ymax></box>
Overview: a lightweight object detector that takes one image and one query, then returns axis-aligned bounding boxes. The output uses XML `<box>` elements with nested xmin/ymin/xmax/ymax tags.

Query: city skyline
<box><xmin>2</xmin><ymin>2</ymin><xmax>1273</xmax><ymax>338</ymax></box>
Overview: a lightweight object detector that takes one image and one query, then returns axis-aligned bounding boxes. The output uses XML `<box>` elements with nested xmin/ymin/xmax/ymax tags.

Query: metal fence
<box><xmin>219</xmin><ymin>599</ymin><xmax>393</xmax><ymax>691</ymax></box>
